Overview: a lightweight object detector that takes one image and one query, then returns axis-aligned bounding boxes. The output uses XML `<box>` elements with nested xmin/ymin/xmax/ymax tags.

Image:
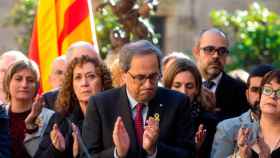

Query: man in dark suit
<box><xmin>43</xmin><ymin>41</ymin><xmax>99</xmax><ymax>110</ymax></box>
<box><xmin>192</xmin><ymin>28</ymin><xmax>249</xmax><ymax>120</ymax></box>
<box><xmin>82</xmin><ymin>40</ymin><xmax>195</xmax><ymax>158</ymax></box>
<box><xmin>191</xmin><ymin>28</ymin><xmax>249</xmax><ymax>158</ymax></box>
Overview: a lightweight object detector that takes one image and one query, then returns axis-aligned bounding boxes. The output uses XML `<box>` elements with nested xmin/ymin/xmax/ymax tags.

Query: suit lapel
<box><xmin>215</xmin><ymin>72</ymin><xmax>225</xmax><ymax>95</ymax></box>
<box><xmin>147</xmin><ymin>88</ymin><xmax>164</xmax><ymax>128</ymax></box>
<box><xmin>117</xmin><ymin>87</ymin><xmax>139</xmax><ymax>152</ymax></box>
<box><xmin>215</xmin><ymin>72</ymin><xmax>227</xmax><ymax>108</ymax></box>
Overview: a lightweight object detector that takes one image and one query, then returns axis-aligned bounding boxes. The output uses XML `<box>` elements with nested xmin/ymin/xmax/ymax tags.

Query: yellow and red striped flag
<box><xmin>28</xmin><ymin>0</ymin><xmax>98</xmax><ymax>92</ymax></box>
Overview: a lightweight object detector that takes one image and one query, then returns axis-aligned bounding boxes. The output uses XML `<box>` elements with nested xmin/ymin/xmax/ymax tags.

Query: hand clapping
<box><xmin>25</xmin><ymin>95</ymin><xmax>44</xmax><ymax>129</ymax></box>
<box><xmin>195</xmin><ymin>124</ymin><xmax>207</xmax><ymax>150</ymax></box>
<box><xmin>50</xmin><ymin>123</ymin><xmax>66</xmax><ymax>152</ymax></box>
<box><xmin>113</xmin><ymin>117</ymin><xmax>130</xmax><ymax>158</ymax></box>
<box><xmin>237</xmin><ymin>127</ymin><xmax>252</xmax><ymax>158</ymax></box>
<box><xmin>72</xmin><ymin>123</ymin><xmax>80</xmax><ymax>158</ymax></box>
<box><xmin>143</xmin><ymin>117</ymin><xmax>159</xmax><ymax>155</ymax></box>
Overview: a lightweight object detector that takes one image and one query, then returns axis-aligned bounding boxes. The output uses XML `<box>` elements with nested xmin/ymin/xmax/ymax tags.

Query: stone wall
<box><xmin>0</xmin><ymin>0</ymin><xmax>19</xmax><ymax>54</ymax></box>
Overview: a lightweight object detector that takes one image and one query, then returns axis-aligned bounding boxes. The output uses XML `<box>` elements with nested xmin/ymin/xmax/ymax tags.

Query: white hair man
<box><xmin>48</xmin><ymin>55</ymin><xmax>67</xmax><ymax>89</ymax></box>
<box><xmin>0</xmin><ymin>50</ymin><xmax>27</xmax><ymax>104</ymax></box>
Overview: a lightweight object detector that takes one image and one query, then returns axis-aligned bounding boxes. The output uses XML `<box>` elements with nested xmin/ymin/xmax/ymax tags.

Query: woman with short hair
<box><xmin>235</xmin><ymin>70</ymin><xmax>280</xmax><ymax>158</ymax></box>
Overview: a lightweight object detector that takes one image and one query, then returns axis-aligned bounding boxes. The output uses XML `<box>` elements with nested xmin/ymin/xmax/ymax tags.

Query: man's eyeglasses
<box><xmin>250</xmin><ymin>87</ymin><xmax>262</xmax><ymax>93</ymax></box>
<box><xmin>200</xmin><ymin>45</ymin><xmax>229</xmax><ymax>56</ymax></box>
<box><xmin>262</xmin><ymin>86</ymin><xmax>280</xmax><ymax>99</ymax></box>
<box><xmin>127</xmin><ymin>71</ymin><xmax>161</xmax><ymax>85</ymax></box>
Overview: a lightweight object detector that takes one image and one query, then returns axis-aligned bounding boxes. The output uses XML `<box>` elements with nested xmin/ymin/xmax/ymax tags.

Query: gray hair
<box><xmin>194</xmin><ymin>28</ymin><xmax>229</xmax><ymax>48</ymax></box>
<box><xmin>119</xmin><ymin>40</ymin><xmax>163</xmax><ymax>72</ymax></box>
<box><xmin>65</xmin><ymin>41</ymin><xmax>99</xmax><ymax>62</ymax></box>
<box><xmin>162</xmin><ymin>51</ymin><xmax>192</xmax><ymax>67</ymax></box>
<box><xmin>0</xmin><ymin>50</ymin><xmax>27</xmax><ymax>62</ymax></box>
<box><xmin>53</xmin><ymin>55</ymin><xmax>66</xmax><ymax>63</ymax></box>
<box><xmin>52</xmin><ymin>55</ymin><xmax>66</xmax><ymax>67</ymax></box>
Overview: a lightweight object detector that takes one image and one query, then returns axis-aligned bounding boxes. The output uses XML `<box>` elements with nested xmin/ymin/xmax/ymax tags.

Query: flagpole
<box><xmin>87</xmin><ymin>0</ymin><xmax>100</xmax><ymax>55</ymax></box>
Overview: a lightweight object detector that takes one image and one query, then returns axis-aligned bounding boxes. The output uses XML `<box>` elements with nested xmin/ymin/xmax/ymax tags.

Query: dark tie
<box><xmin>203</xmin><ymin>80</ymin><xmax>215</xmax><ymax>89</ymax></box>
<box><xmin>134</xmin><ymin>103</ymin><xmax>144</xmax><ymax>146</ymax></box>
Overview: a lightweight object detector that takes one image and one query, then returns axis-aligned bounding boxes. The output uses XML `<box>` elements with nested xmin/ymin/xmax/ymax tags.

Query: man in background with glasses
<box><xmin>211</xmin><ymin>64</ymin><xmax>275</xmax><ymax>158</ymax></box>
<box><xmin>192</xmin><ymin>28</ymin><xmax>249</xmax><ymax>121</ymax></box>
<box><xmin>83</xmin><ymin>40</ymin><xmax>195</xmax><ymax>158</ymax></box>
<box><xmin>192</xmin><ymin>28</ymin><xmax>249</xmax><ymax>158</ymax></box>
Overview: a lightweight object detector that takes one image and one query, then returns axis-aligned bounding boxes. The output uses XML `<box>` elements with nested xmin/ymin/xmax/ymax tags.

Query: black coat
<box><xmin>215</xmin><ymin>73</ymin><xmax>249</xmax><ymax>121</ymax></box>
<box><xmin>43</xmin><ymin>89</ymin><xmax>59</xmax><ymax>110</ymax></box>
<box><xmin>0</xmin><ymin>106</ymin><xmax>10</xmax><ymax>158</ymax></box>
<box><xmin>82</xmin><ymin>86</ymin><xmax>195</xmax><ymax>158</ymax></box>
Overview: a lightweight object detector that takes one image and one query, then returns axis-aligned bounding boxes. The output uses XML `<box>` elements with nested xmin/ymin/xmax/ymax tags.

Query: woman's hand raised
<box><xmin>50</xmin><ymin>123</ymin><xmax>66</xmax><ymax>152</ymax></box>
<box><xmin>25</xmin><ymin>95</ymin><xmax>44</xmax><ymax>130</ymax></box>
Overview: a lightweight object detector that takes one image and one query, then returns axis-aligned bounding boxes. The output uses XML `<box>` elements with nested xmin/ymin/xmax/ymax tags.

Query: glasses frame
<box><xmin>249</xmin><ymin>86</ymin><xmax>262</xmax><ymax>93</ymax></box>
<box><xmin>200</xmin><ymin>45</ymin><xmax>229</xmax><ymax>56</ymax></box>
<box><xmin>127</xmin><ymin>71</ymin><xmax>161</xmax><ymax>85</ymax></box>
<box><xmin>262</xmin><ymin>86</ymin><xmax>280</xmax><ymax>99</ymax></box>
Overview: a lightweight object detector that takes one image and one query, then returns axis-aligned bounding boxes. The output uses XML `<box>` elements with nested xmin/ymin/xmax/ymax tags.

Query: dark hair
<box><xmin>55</xmin><ymin>55</ymin><xmax>112</xmax><ymax>116</ymax></box>
<box><xmin>119</xmin><ymin>40</ymin><xmax>162</xmax><ymax>72</ymax></box>
<box><xmin>3</xmin><ymin>60</ymin><xmax>39</xmax><ymax>101</ymax></box>
<box><xmin>260</xmin><ymin>70</ymin><xmax>280</xmax><ymax>92</ymax></box>
<box><xmin>247</xmin><ymin>64</ymin><xmax>275</xmax><ymax>88</ymax></box>
<box><xmin>163</xmin><ymin>58</ymin><xmax>201</xmax><ymax>94</ymax></box>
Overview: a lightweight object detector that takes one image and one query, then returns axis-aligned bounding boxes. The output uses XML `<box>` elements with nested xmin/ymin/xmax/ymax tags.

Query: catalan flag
<box><xmin>28</xmin><ymin>0</ymin><xmax>98</xmax><ymax>92</ymax></box>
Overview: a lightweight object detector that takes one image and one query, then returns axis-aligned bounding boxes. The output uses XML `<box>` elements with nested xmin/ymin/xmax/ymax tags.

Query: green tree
<box><xmin>210</xmin><ymin>2</ymin><xmax>280</xmax><ymax>70</ymax></box>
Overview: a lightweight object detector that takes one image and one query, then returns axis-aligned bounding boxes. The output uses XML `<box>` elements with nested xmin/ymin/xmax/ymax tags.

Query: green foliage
<box><xmin>3</xmin><ymin>0</ymin><xmax>37</xmax><ymax>53</ymax></box>
<box><xmin>210</xmin><ymin>2</ymin><xmax>280</xmax><ymax>70</ymax></box>
<box><xmin>94</xmin><ymin>6</ymin><xmax>121</xmax><ymax>58</ymax></box>
<box><xmin>94</xmin><ymin>5</ymin><xmax>160</xmax><ymax>58</ymax></box>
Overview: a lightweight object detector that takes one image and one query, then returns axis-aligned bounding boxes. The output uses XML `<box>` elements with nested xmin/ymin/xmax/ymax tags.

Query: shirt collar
<box><xmin>203</xmin><ymin>72</ymin><xmax>223</xmax><ymax>86</ymax></box>
<box><xmin>212</xmin><ymin>72</ymin><xmax>223</xmax><ymax>86</ymax></box>
<box><xmin>250</xmin><ymin>110</ymin><xmax>259</xmax><ymax>122</ymax></box>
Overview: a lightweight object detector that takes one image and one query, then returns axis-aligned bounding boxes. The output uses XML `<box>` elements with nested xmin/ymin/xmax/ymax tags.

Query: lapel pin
<box><xmin>159</xmin><ymin>104</ymin><xmax>163</xmax><ymax>107</ymax></box>
<box><xmin>154</xmin><ymin>113</ymin><xmax>160</xmax><ymax>121</ymax></box>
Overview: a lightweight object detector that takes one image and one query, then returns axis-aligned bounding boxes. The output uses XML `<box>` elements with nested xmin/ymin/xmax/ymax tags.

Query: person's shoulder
<box><xmin>43</xmin><ymin>88</ymin><xmax>59</xmax><ymax>97</ymax></box>
<box><xmin>157</xmin><ymin>87</ymin><xmax>186</xmax><ymax>98</ymax></box>
<box><xmin>42</xmin><ymin>89</ymin><xmax>60</xmax><ymax>109</ymax></box>
<box><xmin>222</xmin><ymin>73</ymin><xmax>246</xmax><ymax>87</ymax></box>
<box><xmin>0</xmin><ymin>105</ymin><xmax>8</xmax><ymax>119</ymax></box>
<box><xmin>48</xmin><ymin>111</ymin><xmax>67</xmax><ymax>124</ymax></box>
<box><xmin>93</xmin><ymin>87</ymin><xmax>123</xmax><ymax>99</ymax></box>
<box><xmin>219</xmin><ymin>73</ymin><xmax>246</xmax><ymax>93</ymax></box>
<box><xmin>156</xmin><ymin>87</ymin><xmax>189</xmax><ymax>104</ymax></box>
<box><xmin>217</xmin><ymin>113</ymin><xmax>243</xmax><ymax>130</ymax></box>
<box><xmin>89</xmin><ymin>87</ymin><xmax>124</xmax><ymax>106</ymax></box>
